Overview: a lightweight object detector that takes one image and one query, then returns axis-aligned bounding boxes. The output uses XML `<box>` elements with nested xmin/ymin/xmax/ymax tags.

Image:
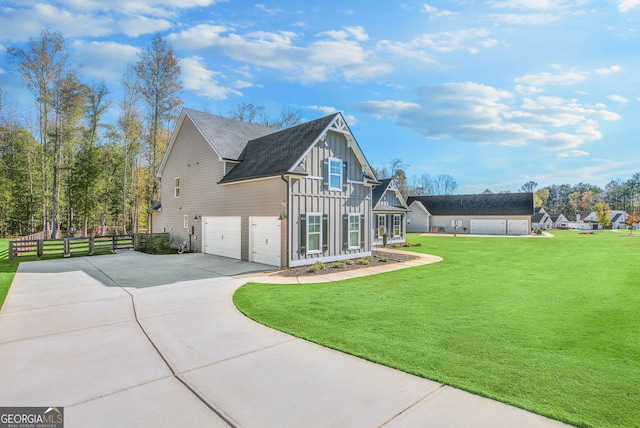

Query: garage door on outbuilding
<box><xmin>202</xmin><ymin>216</ymin><xmax>241</xmax><ymax>259</ymax></box>
<box><xmin>470</xmin><ymin>219</ymin><xmax>506</xmax><ymax>235</ymax></box>
<box><xmin>507</xmin><ymin>219</ymin><xmax>529</xmax><ymax>235</ymax></box>
<box><xmin>249</xmin><ymin>217</ymin><xmax>281</xmax><ymax>267</ymax></box>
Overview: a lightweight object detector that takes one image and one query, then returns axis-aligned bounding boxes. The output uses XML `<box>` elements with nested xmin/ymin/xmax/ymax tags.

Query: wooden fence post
<box><xmin>37</xmin><ymin>240</ymin><xmax>43</xmax><ymax>260</ymax></box>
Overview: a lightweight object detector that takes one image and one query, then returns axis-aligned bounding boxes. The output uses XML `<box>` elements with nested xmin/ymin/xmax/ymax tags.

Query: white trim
<box><xmin>289</xmin><ymin>251</ymin><xmax>372</xmax><ymax>267</ymax></box>
<box><xmin>306</xmin><ymin>212</ymin><xmax>322</xmax><ymax>254</ymax></box>
<box><xmin>174</xmin><ymin>177</ymin><xmax>180</xmax><ymax>198</ymax></box>
<box><xmin>328</xmin><ymin>157</ymin><xmax>342</xmax><ymax>191</ymax></box>
<box><xmin>348</xmin><ymin>179</ymin><xmax>364</xmax><ymax>184</ymax></box>
<box><xmin>348</xmin><ymin>213</ymin><xmax>361</xmax><ymax>250</ymax></box>
<box><xmin>306</xmin><ymin>175</ymin><xmax>323</xmax><ymax>181</ymax></box>
<box><xmin>218</xmin><ymin>175</ymin><xmax>282</xmax><ymax>185</ymax></box>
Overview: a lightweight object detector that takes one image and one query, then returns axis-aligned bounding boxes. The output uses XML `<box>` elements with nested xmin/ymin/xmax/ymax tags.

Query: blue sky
<box><xmin>1</xmin><ymin>0</ymin><xmax>639</xmax><ymax>193</ymax></box>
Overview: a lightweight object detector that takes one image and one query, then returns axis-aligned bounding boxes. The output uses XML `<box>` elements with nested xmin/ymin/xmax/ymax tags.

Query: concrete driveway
<box><xmin>0</xmin><ymin>251</ymin><xmax>570</xmax><ymax>427</ymax></box>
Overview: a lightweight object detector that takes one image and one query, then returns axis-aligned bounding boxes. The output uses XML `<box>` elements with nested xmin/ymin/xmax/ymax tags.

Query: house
<box><xmin>548</xmin><ymin>213</ymin><xmax>569</xmax><ymax>229</ymax></box>
<box><xmin>532</xmin><ymin>207</ymin><xmax>553</xmax><ymax>230</ymax></box>
<box><xmin>151</xmin><ymin>108</ymin><xmax>379</xmax><ymax>267</ymax></box>
<box><xmin>583</xmin><ymin>210</ymin><xmax>627</xmax><ymax>229</ymax></box>
<box><xmin>372</xmin><ymin>178</ymin><xmax>409</xmax><ymax>246</ymax></box>
<box><xmin>406</xmin><ymin>193</ymin><xmax>534</xmax><ymax>235</ymax></box>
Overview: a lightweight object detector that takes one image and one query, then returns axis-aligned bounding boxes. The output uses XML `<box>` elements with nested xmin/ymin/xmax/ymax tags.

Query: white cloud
<box><xmin>557</xmin><ymin>150</ymin><xmax>590</xmax><ymax>159</ymax></box>
<box><xmin>596</xmin><ymin>65</ymin><xmax>622</xmax><ymax>75</ymax></box>
<box><xmin>117</xmin><ymin>16</ymin><xmax>172</xmax><ymax>37</ymax></box>
<box><xmin>256</xmin><ymin>4</ymin><xmax>280</xmax><ymax>16</ymax></box>
<box><xmin>490</xmin><ymin>13</ymin><xmax>560</xmax><ymax>25</ymax></box>
<box><xmin>607</xmin><ymin>94</ymin><xmax>628</xmax><ymax>104</ymax></box>
<box><xmin>71</xmin><ymin>40</ymin><xmax>140</xmax><ymax>82</ymax></box>
<box><xmin>617</xmin><ymin>0</ymin><xmax>640</xmax><ymax>12</ymax></box>
<box><xmin>515</xmin><ymin>70</ymin><xmax>587</xmax><ymax>86</ymax></box>
<box><xmin>169</xmin><ymin>24</ymin><xmax>390</xmax><ymax>83</ymax></box>
<box><xmin>422</xmin><ymin>4</ymin><xmax>456</xmax><ymax>18</ymax></box>
<box><xmin>180</xmin><ymin>56</ymin><xmax>243</xmax><ymax>100</ymax></box>
<box><xmin>417</xmin><ymin>28</ymin><xmax>496</xmax><ymax>53</ymax></box>
<box><xmin>516</xmin><ymin>85</ymin><xmax>544</xmax><ymax>95</ymax></box>
<box><xmin>354</xmin><ymin>82</ymin><xmax>619</xmax><ymax>150</ymax></box>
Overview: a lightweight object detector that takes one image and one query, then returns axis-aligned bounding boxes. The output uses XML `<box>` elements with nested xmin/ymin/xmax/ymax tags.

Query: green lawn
<box><xmin>0</xmin><ymin>239</ymin><xmax>18</xmax><ymax>310</ymax></box>
<box><xmin>234</xmin><ymin>231</ymin><xmax>640</xmax><ymax>428</ymax></box>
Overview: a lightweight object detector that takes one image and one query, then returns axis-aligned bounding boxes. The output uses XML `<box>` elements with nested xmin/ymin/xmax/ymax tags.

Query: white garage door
<box><xmin>470</xmin><ymin>219</ymin><xmax>506</xmax><ymax>235</ymax></box>
<box><xmin>202</xmin><ymin>216</ymin><xmax>241</xmax><ymax>259</ymax></box>
<box><xmin>249</xmin><ymin>217</ymin><xmax>281</xmax><ymax>266</ymax></box>
<box><xmin>508</xmin><ymin>220</ymin><xmax>529</xmax><ymax>235</ymax></box>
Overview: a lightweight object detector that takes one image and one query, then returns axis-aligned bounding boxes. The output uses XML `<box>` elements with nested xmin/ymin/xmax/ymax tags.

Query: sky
<box><xmin>0</xmin><ymin>0</ymin><xmax>639</xmax><ymax>194</ymax></box>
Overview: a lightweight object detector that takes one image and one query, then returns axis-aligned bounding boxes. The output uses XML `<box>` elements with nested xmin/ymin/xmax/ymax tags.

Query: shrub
<box><xmin>382</xmin><ymin>233</ymin><xmax>388</xmax><ymax>247</ymax></box>
<box><xmin>332</xmin><ymin>260</ymin><xmax>346</xmax><ymax>269</ymax></box>
<box><xmin>358</xmin><ymin>256</ymin><xmax>372</xmax><ymax>265</ymax></box>
<box><xmin>307</xmin><ymin>260</ymin><xmax>325</xmax><ymax>273</ymax></box>
<box><xmin>345</xmin><ymin>258</ymin><xmax>355</xmax><ymax>266</ymax></box>
<box><xmin>378</xmin><ymin>256</ymin><xmax>388</xmax><ymax>262</ymax></box>
<box><xmin>142</xmin><ymin>235</ymin><xmax>173</xmax><ymax>254</ymax></box>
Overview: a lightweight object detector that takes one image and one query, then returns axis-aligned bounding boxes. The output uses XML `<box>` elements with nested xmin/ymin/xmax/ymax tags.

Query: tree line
<box><xmin>526</xmin><ymin>177</ymin><xmax>640</xmax><ymax>220</ymax></box>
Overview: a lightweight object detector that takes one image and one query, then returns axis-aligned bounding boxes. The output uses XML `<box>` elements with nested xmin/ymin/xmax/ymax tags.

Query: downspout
<box><xmin>281</xmin><ymin>174</ymin><xmax>291</xmax><ymax>268</ymax></box>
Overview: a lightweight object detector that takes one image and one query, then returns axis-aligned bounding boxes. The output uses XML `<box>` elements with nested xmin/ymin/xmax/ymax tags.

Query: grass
<box><xmin>234</xmin><ymin>231</ymin><xmax>640</xmax><ymax>428</ymax></box>
<box><xmin>0</xmin><ymin>239</ymin><xmax>19</xmax><ymax>310</ymax></box>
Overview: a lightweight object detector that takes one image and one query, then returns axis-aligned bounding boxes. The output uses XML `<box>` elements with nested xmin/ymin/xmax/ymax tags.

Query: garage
<box><xmin>249</xmin><ymin>217</ymin><xmax>281</xmax><ymax>266</ymax></box>
<box><xmin>508</xmin><ymin>219</ymin><xmax>530</xmax><ymax>235</ymax></box>
<box><xmin>470</xmin><ymin>219</ymin><xmax>506</xmax><ymax>235</ymax></box>
<box><xmin>202</xmin><ymin>216</ymin><xmax>241</xmax><ymax>259</ymax></box>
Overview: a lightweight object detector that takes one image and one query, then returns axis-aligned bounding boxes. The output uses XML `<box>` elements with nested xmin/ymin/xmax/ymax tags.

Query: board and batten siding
<box><xmin>153</xmin><ymin>116</ymin><xmax>287</xmax><ymax>263</ymax></box>
<box><xmin>289</xmin><ymin>131</ymin><xmax>372</xmax><ymax>266</ymax></box>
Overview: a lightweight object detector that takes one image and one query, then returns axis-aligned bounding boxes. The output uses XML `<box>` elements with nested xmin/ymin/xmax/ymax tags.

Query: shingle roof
<box><xmin>372</xmin><ymin>178</ymin><xmax>392</xmax><ymax>207</ymax></box>
<box><xmin>532</xmin><ymin>212</ymin><xmax>548</xmax><ymax>223</ymax></box>
<box><xmin>219</xmin><ymin>113</ymin><xmax>339</xmax><ymax>183</ymax></box>
<box><xmin>407</xmin><ymin>193</ymin><xmax>534</xmax><ymax>216</ymax></box>
<box><xmin>184</xmin><ymin>108</ymin><xmax>277</xmax><ymax>160</ymax></box>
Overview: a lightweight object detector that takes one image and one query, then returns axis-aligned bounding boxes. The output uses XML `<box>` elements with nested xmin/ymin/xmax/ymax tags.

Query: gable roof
<box><xmin>158</xmin><ymin>108</ymin><xmax>277</xmax><ymax>176</ymax></box>
<box><xmin>407</xmin><ymin>193</ymin><xmax>534</xmax><ymax>216</ymax></box>
<box><xmin>532</xmin><ymin>212</ymin><xmax>550</xmax><ymax>223</ymax></box>
<box><xmin>220</xmin><ymin>114</ymin><xmax>338</xmax><ymax>183</ymax></box>
<box><xmin>372</xmin><ymin>178</ymin><xmax>409</xmax><ymax>211</ymax></box>
<box><xmin>219</xmin><ymin>112</ymin><xmax>377</xmax><ymax>184</ymax></box>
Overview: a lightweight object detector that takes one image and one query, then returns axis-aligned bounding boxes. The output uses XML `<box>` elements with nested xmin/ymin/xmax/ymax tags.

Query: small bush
<box><xmin>142</xmin><ymin>235</ymin><xmax>173</xmax><ymax>254</ymax></box>
<box><xmin>378</xmin><ymin>256</ymin><xmax>388</xmax><ymax>262</ymax></box>
<box><xmin>358</xmin><ymin>256</ymin><xmax>372</xmax><ymax>265</ymax></box>
<box><xmin>307</xmin><ymin>260</ymin><xmax>325</xmax><ymax>273</ymax></box>
<box><xmin>412</xmin><ymin>242</ymin><xmax>422</xmax><ymax>247</ymax></box>
<box><xmin>345</xmin><ymin>258</ymin><xmax>355</xmax><ymax>266</ymax></box>
<box><xmin>382</xmin><ymin>233</ymin><xmax>388</xmax><ymax>247</ymax></box>
<box><xmin>534</xmin><ymin>228</ymin><xmax>543</xmax><ymax>235</ymax></box>
<box><xmin>332</xmin><ymin>260</ymin><xmax>346</xmax><ymax>269</ymax></box>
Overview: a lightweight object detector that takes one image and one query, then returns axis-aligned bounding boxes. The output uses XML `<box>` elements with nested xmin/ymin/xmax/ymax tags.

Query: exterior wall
<box><xmin>429</xmin><ymin>215</ymin><xmax>531</xmax><ymax>234</ymax></box>
<box><xmin>372</xmin><ymin>212</ymin><xmax>406</xmax><ymax>245</ymax></box>
<box><xmin>407</xmin><ymin>205</ymin><xmax>429</xmax><ymax>233</ymax></box>
<box><xmin>289</xmin><ymin>131</ymin><xmax>372</xmax><ymax>266</ymax></box>
<box><xmin>153</xmin><ymin>116</ymin><xmax>286</xmax><ymax>264</ymax></box>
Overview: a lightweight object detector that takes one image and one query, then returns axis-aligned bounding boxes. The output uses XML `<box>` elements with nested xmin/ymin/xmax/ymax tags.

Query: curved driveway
<box><xmin>0</xmin><ymin>251</ymin><xmax>569</xmax><ymax>427</ymax></box>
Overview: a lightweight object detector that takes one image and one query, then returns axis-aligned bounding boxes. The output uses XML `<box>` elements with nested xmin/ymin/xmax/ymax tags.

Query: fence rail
<box><xmin>8</xmin><ymin>234</ymin><xmax>134</xmax><ymax>262</ymax></box>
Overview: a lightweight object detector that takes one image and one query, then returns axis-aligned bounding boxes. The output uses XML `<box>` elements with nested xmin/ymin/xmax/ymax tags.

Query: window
<box><xmin>183</xmin><ymin>215</ymin><xmax>188</xmax><ymax>229</ymax></box>
<box><xmin>393</xmin><ymin>214</ymin><xmax>402</xmax><ymax>237</ymax></box>
<box><xmin>349</xmin><ymin>214</ymin><xmax>360</xmax><ymax>249</ymax></box>
<box><xmin>307</xmin><ymin>213</ymin><xmax>322</xmax><ymax>253</ymax></box>
<box><xmin>377</xmin><ymin>215</ymin><xmax>387</xmax><ymax>237</ymax></box>
<box><xmin>329</xmin><ymin>158</ymin><xmax>342</xmax><ymax>190</ymax></box>
<box><xmin>174</xmin><ymin>177</ymin><xmax>180</xmax><ymax>198</ymax></box>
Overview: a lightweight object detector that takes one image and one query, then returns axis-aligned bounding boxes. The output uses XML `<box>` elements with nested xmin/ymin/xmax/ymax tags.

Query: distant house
<box><xmin>549</xmin><ymin>213</ymin><xmax>569</xmax><ymax>229</ymax></box>
<box><xmin>406</xmin><ymin>192</ymin><xmax>534</xmax><ymax>235</ymax></box>
<box><xmin>584</xmin><ymin>210</ymin><xmax>627</xmax><ymax>230</ymax></box>
<box><xmin>151</xmin><ymin>108</ymin><xmax>380</xmax><ymax>267</ymax></box>
<box><xmin>372</xmin><ymin>178</ymin><xmax>409</xmax><ymax>246</ymax></box>
<box><xmin>532</xmin><ymin>207</ymin><xmax>553</xmax><ymax>230</ymax></box>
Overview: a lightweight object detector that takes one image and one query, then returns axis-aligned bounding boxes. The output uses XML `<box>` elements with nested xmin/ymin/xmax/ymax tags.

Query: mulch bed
<box><xmin>274</xmin><ymin>249</ymin><xmax>420</xmax><ymax>277</ymax></box>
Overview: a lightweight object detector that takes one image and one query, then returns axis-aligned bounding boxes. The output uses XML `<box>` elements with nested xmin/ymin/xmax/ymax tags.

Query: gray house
<box><xmin>372</xmin><ymin>178</ymin><xmax>409</xmax><ymax>246</ymax></box>
<box><xmin>406</xmin><ymin>193</ymin><xmax>534</xmax><ymax>235</ymax></box>
<box><xmin>532</xmin><ymin>207</ymin><xmax>553</xmax><ymax>230</ymax></box>
<box><xmin>152</xmin><ymin>108</ymin><xmax>379</xmax><ymax>267</ymax></box>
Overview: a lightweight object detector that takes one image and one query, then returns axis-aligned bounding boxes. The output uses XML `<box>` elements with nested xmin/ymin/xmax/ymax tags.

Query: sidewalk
<box><xmin>0</xmin><ymin>251</ymin><xmax>570</xmax><ymax>427</ymax></box>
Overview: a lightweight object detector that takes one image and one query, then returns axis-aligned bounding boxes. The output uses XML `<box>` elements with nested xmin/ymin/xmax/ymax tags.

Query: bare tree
<box><xmin>520</xmin><ymin>181</ymin><xmax>538</xmax><ymax>193</ymax></box>
<box><xmin>136</xmin><ymin>34</ymin><xmax>182</xmax><ymax>217</ymax></box>
<box><xmin>228</xmin><ymin>102</ymin><xmax>302</xmax><ymax>130</ymax></box>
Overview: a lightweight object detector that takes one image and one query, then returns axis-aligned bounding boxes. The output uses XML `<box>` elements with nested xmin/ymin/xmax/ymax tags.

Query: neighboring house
<box><xmin>406</xmin><ymin>193</ymin><xmax>534</xmax><ymax>235</ymax></box>
<box><xmin>152</xmin><ymin>108</ymin><xmax>379</xmax><ymax>267</ymax></box>
<box><xmin>584</xmin><ymin>210</ymin><xmax>627</xmax><ymax>229</ymax></box>
<box><xmin>549</xmin><ymin>213</ymin><xmax>569</xmax><ymax>229</ymax></box>
<box><xmin>372</xmin><ymin>178</ymin><xmax>409</xmax><ymax>246</ymax></box>
<box><xmin>532</xmin><ymin>207</ymin><xmax>553</xmax><ymax>230</ymax></box>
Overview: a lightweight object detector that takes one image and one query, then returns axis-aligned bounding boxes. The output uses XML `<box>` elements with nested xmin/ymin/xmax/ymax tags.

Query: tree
<box><xmin>594</xmin><ymin>202</ymin><xmax>611</xmax><ymax>229</ymax></box>
<box><xmin>135</xmin><ymin>34</ymin><xmax>182</xmax><ymax>216</ymax></box>
<box><xmin>7</xmin><ymin>29</ymin><xmax>73</xmax><ymax>237</ymax></box>
<box><xmin>534</xmin><ymin>188</ymin><xmax>550</xmax><ymax>208</ymax></box>
<box><xmin>520</xmin><ymin>181</ymin><xmax>538</xmax><ymax>193</ymax></box>
<box><xmin>625</xmin><ymin>213</ymin><xmax>640</xmax><ymax>235</ymax></box>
